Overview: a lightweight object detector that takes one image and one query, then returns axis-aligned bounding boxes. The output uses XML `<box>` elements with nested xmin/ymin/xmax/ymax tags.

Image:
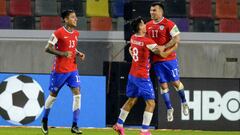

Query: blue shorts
<box><xmin>126</xmin><ymin>75</ymin><xmax>155</xmax><ymax>100</ymax></box>
<box><xmin>154</xmin><ymin>59</ymin><xmax>180</xmax><ymax>83</ymax></box>
<box><xmin>49</xmin><ymin>70</ymin><xmax>81</xmax><ymax>94</ymax></box>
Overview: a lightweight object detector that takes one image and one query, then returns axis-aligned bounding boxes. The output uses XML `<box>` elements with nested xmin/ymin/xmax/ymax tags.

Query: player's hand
<box><xmin>78</xmin><ymin>52</ymin><xmax>85</xmax><ymax>61</ymax></box>
<box><xmin>64</xmin><ymin>51</ymin><xmax>72</xmax><ymax>58</ymax></box>
<box><xmin>129</xmin><ymin>46</ymin><xmax>133</xmax><ymax>57</ymax></box>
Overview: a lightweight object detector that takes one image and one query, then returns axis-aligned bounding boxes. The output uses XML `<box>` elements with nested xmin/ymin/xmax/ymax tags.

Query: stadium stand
<box><xmin>165</xmin><ymin>0</ymin><xmax>187</xmax><ymax>18</ymax></box>
<box><xmin>61</xmin><ymin>0</ymin><xmax>83</xmax><ymax>17</ymax></box>
<box><xmin>35</xmin><ymin>0</ymin><xmax>58</xmax><ymax>16</ymax></box>
<box><xmin>117</xmin><ymin>17</ymin><xmax>124</xmax><ymax>31</ymax></box>
<box><xmin>40</xmin><ymin>16</ymin><xmax>61</xmax><ymax>30</ymax></box>
<box><xmin>189</xmin><ymin>0</ymin><xmax>212</xmax><ymax>18</ymax></box>
<box><xmin>76</xmin><ymin>17</ymin><xmax>88</xmax><ymax>30</ymax></box>
<box><xmin>90</xmin><ymin>17</ymin><xmax>112</xmax><ymax>31</ymax></box>
<box><xmin>13</xmin><ymin>16</ymin><xmax>35</xmax><ymax>29</ymax></box>
<box><xmin>9</xmin><ymin>0</ymin><xmax>32</xmax><ymax>16</ymax></box>
<box><xmin>216</xmin><ymin>0</ymin><xmax>238</xmax><ymax>19</ymax></box>
<box><xmin>219</xmin><ymin>19</ymin><xmax>240</xmax><ymax>32</ymax></box>
<box><xmin>111</xmin><ymin>0</ymin><xmax>124</xmax><ymax>18</ymax></box>
<box><xmin>0</xmin><ymin>0</ymin><xmax>7</xmax><ymax>16</ymax></box>
<box><xmin>192</xmin><ymin>19</ymin><xmax>215</xmax><ymax>32</ymax></box>
<box><xmin>0</xmin><ymin>16</ymin><xmax>11</xmax><ymax>29</ymax></box>
<box><xmin>86</xmin><ymin>0</ymin><xmax>109</xmax><ymax>17</ymax></box>
<box><xmin>170</xmin><ymin>18</ymin><xmax>189</xmax><ymax>32</ymax></box>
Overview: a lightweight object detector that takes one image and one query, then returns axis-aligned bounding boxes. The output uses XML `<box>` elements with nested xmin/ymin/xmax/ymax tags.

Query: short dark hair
<box><xmin>61</xmin><ymin>10</ymin><xmax>75</xmax><ymax>20</ymax></box>
<box><xmin>131</xmin><ymin>16</ymin><xmax>144</xmax><ymax>33</ymax></box>
<box><xmin>151</xmin><ymin>2</ymin><xmax>165</xmax><ymax>12</ymax></box>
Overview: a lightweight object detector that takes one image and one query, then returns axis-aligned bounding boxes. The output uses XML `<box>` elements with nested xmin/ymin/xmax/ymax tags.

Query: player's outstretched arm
<box><xmin>45</xmin><ymin>43</ymin><xmax>72</xmax><ymax>58</ymax></box>
<box><xmin>76</xmin><ymin>49</ymin><xmax>85</xmax><ymax>61</ymax></box>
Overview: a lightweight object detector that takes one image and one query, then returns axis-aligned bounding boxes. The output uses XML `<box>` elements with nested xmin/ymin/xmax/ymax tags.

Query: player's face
<box><xmin>139</xmin><ymin>20</ymin><xmax>146</xmax><ymax>33</ymax></box>
<box><xmin>150</xmin><ymin>5</ymin><xmax>163</xmax><ymax>20</ymax></box>
<box><xmin>65</xmin><ymin>12</ymin><xmax>78</xmax><ymax>27</ymax></box>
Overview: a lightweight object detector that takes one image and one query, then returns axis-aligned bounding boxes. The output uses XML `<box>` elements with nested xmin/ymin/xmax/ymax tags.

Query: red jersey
<box><xmin>129</xmin><ymin>34</ymin><xmax>157</xmax><ymax>78</ymax></box>
<box><xmin>146</xmin><ymin>17</ymin><xmax>180</xmax><ymax>62</ymax></box>
<box><xmin>48</xmin><ymin>26</ymin><xmax>79</xmax><ymax>73</ymax></box>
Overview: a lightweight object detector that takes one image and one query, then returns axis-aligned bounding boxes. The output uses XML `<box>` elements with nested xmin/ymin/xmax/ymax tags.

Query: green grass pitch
<box><xmin>0</xmin><ymin>127</ymin><xmax>239</xmax><ymax>135</ymax></box>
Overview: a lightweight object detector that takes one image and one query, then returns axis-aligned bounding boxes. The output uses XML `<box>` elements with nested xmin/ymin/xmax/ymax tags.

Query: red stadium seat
<box><xmin>9</xmin><ymin>0</ymin><xmax>32</xmax><ymax>16</ymax></box>
<box><xmin>0</xmin><ymin>0</ymin><xmax>7</xmax><ymax>16</ymax></box>
<box><xmin>40</xmin><ymin>16</ymin><xmax>62</xmax><ymax>30</ymax></box>
<box><xmin>90</xmin><ymin>17</ymin><xmax>112</xmax><ymax>31</ymax></box>
<box><xmin>189</xmin><ymin>0</ymin><xmax>212</xmax><ymax>18</ymax></box>
<box><xmin>216</xmin><ymin>0</ymin><xmax>237</xmax><ymax>19</ymax></box>
<box><xmin>219</xmin><ymin>19</ymin><xmax>240</xmax><ymax>32</ymax></box>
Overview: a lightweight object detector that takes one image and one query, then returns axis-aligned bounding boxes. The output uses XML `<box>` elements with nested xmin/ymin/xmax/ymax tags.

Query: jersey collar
<box><xmin>63</xmin><ymin>26</ymin><xmax>74</xmax><ymax>34</ymax></box>
<box><xmin>153</xmin><ymin>17</ymin><xmax>164</xmax><ymax>24</ymax></box>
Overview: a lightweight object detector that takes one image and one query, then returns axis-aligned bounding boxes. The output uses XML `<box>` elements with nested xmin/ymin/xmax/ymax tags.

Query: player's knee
<box><xmin>127</xmin><ymin>98</ymin><xmax>137</xmax><ymax>107</ymax></box>
<box><xmin>50</xmin><ymin>92</ymin><xmax>58</xmax><ymax>97</ymax></box>
<box><xmin>174</xmin><ymin>82</ymin><xmax>184</xmax><ymax>91</ymax></box>
<box><xmin>160</xmin><ymin>87</ymin><xmax>169</xmax><ymax>94</ymax></box>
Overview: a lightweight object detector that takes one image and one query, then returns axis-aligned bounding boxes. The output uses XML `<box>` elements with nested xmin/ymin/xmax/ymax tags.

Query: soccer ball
<box><xmin>0</xmin><ymin>75</ymin><xmax>45</xmax><ymax>125</ymax></box>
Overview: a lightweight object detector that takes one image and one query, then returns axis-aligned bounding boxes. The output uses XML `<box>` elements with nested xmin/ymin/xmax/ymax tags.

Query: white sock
<box><xmin>117</xmin><ymin>109</ymin><xmax>129</xmax><ymax>126</ymax></box>
<box><xmin>142</xmin><ymin>111</ymin><xmax>153</xmax><ymax>131</ymax></box>
<box><xmin>73</xmin><ymin>95</ymin><xmax>81</xmax><ymax>111</ymax></box>
<box><xmin>45</xmin><ymin>95</ymin><xmax>56</xmax><ymax>109</ymax></box>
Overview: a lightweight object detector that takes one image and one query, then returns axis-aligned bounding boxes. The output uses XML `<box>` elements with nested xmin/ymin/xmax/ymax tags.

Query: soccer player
<box><xmin>146</xmin><ymin>2</ymin><xmax>189</xmax><ymax>122</ymax></box>
<box><xmin>113</xmin><ymin>17</ymin><xmax>163</xmax><ymax>135</ymax></box>
<box><xmin>41</xmin><ymin>10</ymin><xmax>85</xmax><ymax>134</ymax></box>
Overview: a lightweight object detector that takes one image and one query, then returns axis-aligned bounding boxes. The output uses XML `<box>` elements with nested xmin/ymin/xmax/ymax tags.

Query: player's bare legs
<box><xmin>113</xmin><ymin>98</ymin><xmax>137</xmax><ymax>135</ymax></box>
<box><xmin>70</xmin><ymin>87</ymin><xmax>82</xmax><ymax>134</ymax></box>
<box><xmin>172</xmin><ymin>80</ymin><xmax>189</xmax><ymax>116</ymax></box>
<box><xmin>160</xmin><ymin>83</ymin><xmax>174</xmax><ymax>122</ymax></box>
<box><xmin>139</xmin><ymin>100</ymin><xmax>155</xmax><ymax>135</ymax></box>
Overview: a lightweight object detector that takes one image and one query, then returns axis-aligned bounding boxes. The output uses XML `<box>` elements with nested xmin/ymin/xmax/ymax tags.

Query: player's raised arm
<box><xmin>45</xmin><ymin>34</ymin><xmax>72</xmax><ymax>58</ymax></box>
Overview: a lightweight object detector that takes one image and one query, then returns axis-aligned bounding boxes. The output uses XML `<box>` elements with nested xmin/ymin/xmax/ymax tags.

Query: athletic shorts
<box><xmin>154</xmin><ymin>59</ymin><xmax>180</xmax><ymax>83</ymax></box>
<box><xmin>49</xmin><ymin>70</ymin><xmax>80</xmax><ymax>94</ymax></box>
<box><xmin>126</xmin><ymin>75</ymin><xmax>155</xmax><ymax>100</ymax></box>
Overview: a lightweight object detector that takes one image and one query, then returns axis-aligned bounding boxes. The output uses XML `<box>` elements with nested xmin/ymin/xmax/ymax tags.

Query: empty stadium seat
<box><xmin>117</xmin><ymin>17</ymin><xmax>124</xmax><ymax>31</ymax></box>
<box><xmin>86</xmin><ymin>0</ymin><xmax>109</xmax><ymax>17</ymax></box>
<box><xmin>124</xmin><ymin>1</ymin><xmax>154</xmax><ymax>21</ymax></box>
<box><xmin>90</xmin><ymin>17</ymin><xmax>112</xmax><ymax>31</ymax></box>
<box><xmin>40</xmin><ymin>16</ymin><xmax>62</xmax><ymax>30</ymax></box>
<box><xmin>170</xmin><ymin>18</ymin><xmax>189</xmax><ymax>32</ymax></box>
<box><xmin>13</xmin><ymin>16</ymin><xmax>35</xmax><ymax>29</ymax></box>
<box><xmin>112</xmin><ymin>0</ymin><xmax>124</xmax><ymax>17</ymax></box>
<box><xmin>219</xmin><ymin>19</ymin><xmax>240</xmax><ymax>32</ymax></box>
<box><xmin>192</xmin><ymin>19</ymin><xmax>215</xmax><ymax>32</ymax></box>
<box><xmin>0</xmin><ymin>0</ymin><xmax>7</xmax><ymax>16</ymax></box>
<box><xmin>76</xmin><ymin>17</ymin><xmax>88</xmax><ymax>30</ymax></box>
<box><xmin>189</xmin><ymin>0</ymin><xmax>212</xmax><ymax>18</ymax></box>
<box><xmin>35</xmin><ymin>0</ymin><xmax>58</xmax><ymax>16</ymax></box>
<box><xmin>0</xmin><ymin>16</ymin><xmax>11</xmax><ymax>29</ymax></box>
<box><xmin>61</xmin><ymin>0</ymin><xmax>83</xmax><ymax>17</ymax></box>
<box><xmin>165</xmin><ymin>0</ymin><xmax>187</xmax><ymax>18</ymax></box>
<box><xmin>9</xmin><ymin>0</ymin><xmax>32</xmax><ymax>16</ymax></box>
<box><xmin>216</xmin><ymin>0</ymin><xmax>237</xmax><ymax>19</ymax></box>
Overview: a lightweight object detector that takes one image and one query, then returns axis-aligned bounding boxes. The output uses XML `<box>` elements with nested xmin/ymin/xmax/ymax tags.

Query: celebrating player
<box><xmin>146</xmin><ymin>2</ymin><xmax>189</xmax><ymax>122</ymax></box>
<box><xmin>113</xmin><ymin>17</ymin><xmax>163</xmax><ymax>135</ymax></box>
<box><xmin>41</xmin><ymin>10</ymin><xmax>85</xmax><ymax>134</ymax></box>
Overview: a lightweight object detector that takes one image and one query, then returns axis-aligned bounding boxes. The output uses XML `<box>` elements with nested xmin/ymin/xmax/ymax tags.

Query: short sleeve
<box><xmin>145</xmin><ymin>38</ymin><xmax>157</xmax><ymax>51</ymax></box>
<box><xmin>168</xmin><ymin>20</ymin><xmax>180</xmax><ymax>37</ymax></box>
<box><xmin>48</xmin><ymin>33</ymin><xmax>58</xmax><ymax>45</ymax></box>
